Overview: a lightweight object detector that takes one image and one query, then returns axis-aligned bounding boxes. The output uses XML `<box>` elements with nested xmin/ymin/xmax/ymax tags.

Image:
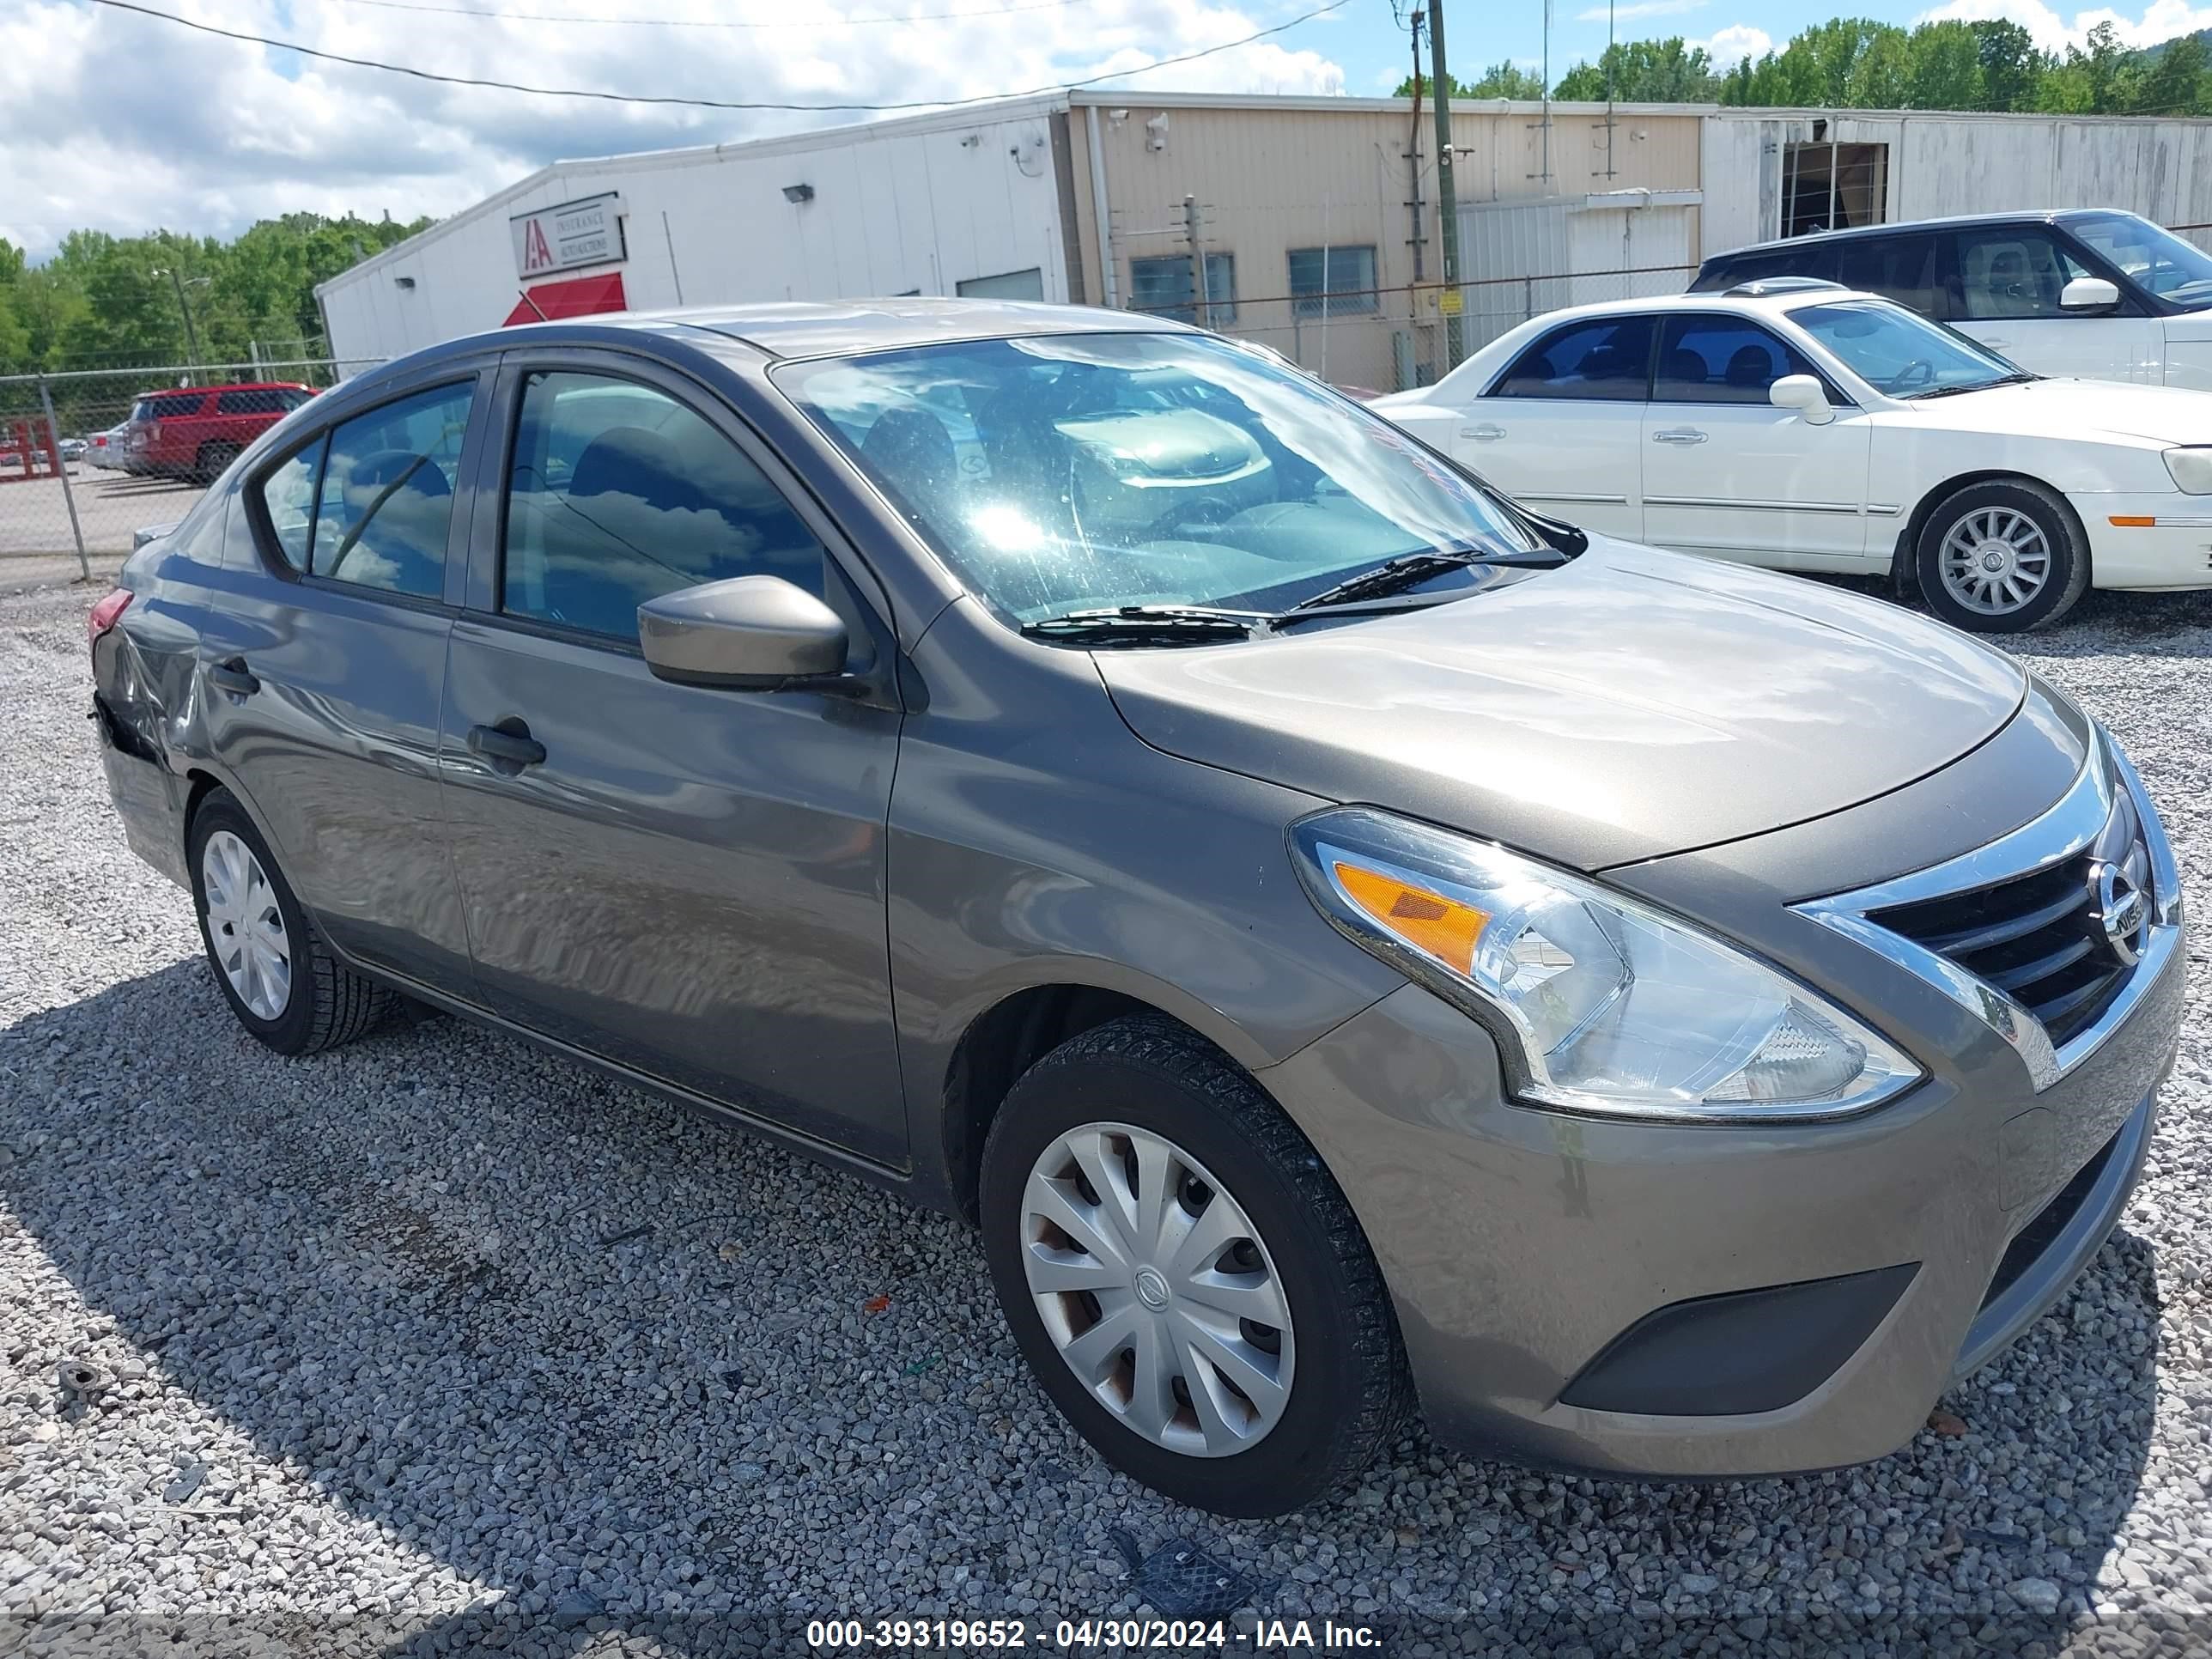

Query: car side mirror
<box><xmin>2060</xmin><ymin>275</ymin><xmax>2121</xmax><ymax>313</ymax></box>
<box><xmin>1769</xmin><ymin>374</ymin><xmax>1835</xmax><ymax>426</ymax></box>
<box><xmin>638</xmin><ymin>574</ymin><xmax>851</xmax><ymax>690</ymax></box>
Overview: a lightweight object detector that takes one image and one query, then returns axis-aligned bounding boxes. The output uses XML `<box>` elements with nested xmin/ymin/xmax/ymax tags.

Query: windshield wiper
<box><xmin>1279</xmin><ymin>550</ymin><xmax>1508</xmax><ymax>615</ymax></box>
<box><xmin>1019</xmin><ymin>605</ymin><xmax>1259</xmax><ymax>647</ymax></box>
<box><xmin>1907</xmin><ymin>372</ymin><xmax>2039</xmax><ymax>400</ymax></box>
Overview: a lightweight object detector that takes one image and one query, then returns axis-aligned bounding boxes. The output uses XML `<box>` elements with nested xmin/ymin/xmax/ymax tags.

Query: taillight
<box><xmin>88</xmin><ymin>588</ymin><xmax>133</xmax><ymax>644</ymax></box>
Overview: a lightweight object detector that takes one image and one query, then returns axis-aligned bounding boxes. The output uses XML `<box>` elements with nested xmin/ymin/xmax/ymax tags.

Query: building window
<box><xmin>1127</xmin><ymin>252</ymin><xmax>1237</xmax><ymax>325</ymax></box>
<box><xmin>955</xmin><ymin>268</ymin><xmax>1045</xmax><ymax>301</ymax></box>
<box><xmin>1783</xmin><ymin>142</ymin><xmax>1887</xmax><ymax>239</ymax></box>
<box><xmin>1288</xmin><ymin>246</ymin><xmax>1378</xmax><ymax>318</ymax></box>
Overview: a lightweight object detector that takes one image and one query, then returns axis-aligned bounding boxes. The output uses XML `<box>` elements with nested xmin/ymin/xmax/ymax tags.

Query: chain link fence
<box><xmin>1129</xmin><ymin>261</ymin><xmax>1700</xmax><ymax>395</ymax></box>
<box><xmin>0</xmin><ymin>357</ymin><xmax>378</xmax><ymax>577</ymax></box>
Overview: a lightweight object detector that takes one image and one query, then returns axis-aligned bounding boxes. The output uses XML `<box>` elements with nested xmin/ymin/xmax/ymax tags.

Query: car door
<box><xmin>195</xmin><ymin>364</ymin><xmax>489</xmax><ymax>994</ymax></box>
<box><xmin>1450</xmin><ymin>313</ymin><xmax>1655</xmax><ymax>539</ymax></box>
<box><xmin>438</xmin><ymin>351</ymin><xmax>908</xmax><ymax>1164</ymax></box>
<box><xmin>1947</xmin><ymin>224</ymin><xmax>2160</xmax><ymax>383</ymax></box>
<box><xmin>1640</xmin><ymin>313</ymin><xmax>1871</xmax><ymax>569</ymax></box>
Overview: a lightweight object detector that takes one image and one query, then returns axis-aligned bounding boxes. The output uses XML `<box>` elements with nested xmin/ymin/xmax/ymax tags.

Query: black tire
<box><xmin>1914</xmin><ymin>477</ymin><xmax>2088</xmax><ymax>634</ymax></box>
<box><xmin>187</xmin><ymin>789</ymin><xmax>392</xmax><ymax>1055</ymax></box>
<box><xmin>195</xmin><ymin>441</ymin><xmax>241</xmax><ymax>485</ymax></box>
<box><xmin>980</xmin><ymin>1015</ymin><xmax>1411</xmax><ymax>1516</ymax></box>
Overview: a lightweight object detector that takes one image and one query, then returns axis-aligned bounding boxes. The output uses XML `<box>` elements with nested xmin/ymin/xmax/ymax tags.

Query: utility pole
<box><xmin>161</xmin><ymin>267</ymin><xmax>204</xmax><ymax>383</ymax></box>
<box><xmin>1183</xmin><ymin>193</ymin><xmax>1206</xmax><ymax>325</ymax></box>
<box><xmin>1429</xmin><ymin>0</ymin><xmax>1464</xmax><ymax>369</ymax></box>
<box><xmin>1405</xmin><ymin>10</ymin><xmax>1426</xmax><ymax>285</ymax></box>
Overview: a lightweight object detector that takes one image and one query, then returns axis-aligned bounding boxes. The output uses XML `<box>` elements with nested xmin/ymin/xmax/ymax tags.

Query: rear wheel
<box><xmin>1915</xmin><ymin>478</ymin><xmax>2087</xmax><ymax>633</ymax></box>
<box><xmin>187</xmin><ymin>790</ymin><xmax>391</xmax><ymax>1054</ymax></box>
<box><xmin>980</xmin><ymin>1016</ymin><xmax>1411</xmax><ymax>1516</ymax></box>
<box><xmin>195</xmin><ymin>441</ymin><xmax>241</xmax><ymax>485</ymax></box>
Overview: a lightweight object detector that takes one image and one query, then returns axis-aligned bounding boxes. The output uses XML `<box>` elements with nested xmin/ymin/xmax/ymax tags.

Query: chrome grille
<box><xmin>1867</xmin><ymin>791</ymin><xmax>2151</xmax><ymax>1049</ymax></box>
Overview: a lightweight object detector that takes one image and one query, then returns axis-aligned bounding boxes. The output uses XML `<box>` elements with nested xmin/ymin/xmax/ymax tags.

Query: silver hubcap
<box><xmin>1020</xmin><ymin>1122</ymin><xmax>1294</xmax><ymax>1458</ymax></box>
<box><xmin>200</xmin><ymin>830</ymin><xmax>291</xmax><ymax>1021</ymax></box>
<box><xmin>1939</xmin><ymin>507</ymin><xmax>2052</xmax><ymax>616</ymax></box>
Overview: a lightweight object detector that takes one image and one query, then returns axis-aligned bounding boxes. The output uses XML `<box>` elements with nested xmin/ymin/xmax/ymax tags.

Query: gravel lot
<box><xmin>3</xmin><ymin>573</ymin><xmax>2211</xmax><ymax>1657</ymax></box>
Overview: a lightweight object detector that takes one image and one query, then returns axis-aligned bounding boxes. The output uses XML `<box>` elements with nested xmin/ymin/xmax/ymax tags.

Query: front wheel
<box><xmin>1915</xmin><ymin>478</ymin><xmax>2088</xmax><ymax>633</ymax></box>
<box><xmin>980</xmin><ymin>1016</ymin><xmax>1411</xmax><ymax>1516</ymax></box>
<box><xmin>188</xmin><ymin>790</ymin><xmax>391</xmax><ymax>1054</ymax></box>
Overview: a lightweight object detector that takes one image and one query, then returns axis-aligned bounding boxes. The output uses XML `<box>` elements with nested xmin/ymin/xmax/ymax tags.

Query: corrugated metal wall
<box><xmin>1704</xmin><ymin>111</ymin><xmax>2212</xmax><ymax>258</ymax></box>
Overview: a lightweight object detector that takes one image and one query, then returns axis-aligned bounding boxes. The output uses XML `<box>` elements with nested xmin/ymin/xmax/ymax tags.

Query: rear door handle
<box><xmin>1651</xmin><ymin>428</ymin><xmax>1709</xmax><ymax>445</ymax></box>
<box><xmin>208</xmin><ymin>658</ymin><xmax>259</xmax><ymax>696</ymax></box>
<box><xmin>1460</xmin><ymin>422</ymin><xmax>1506</xmax><ymax>442</ymax></box>
<box><xmin>467</xmin><ymin>721</ymin><xmax>546</xmax><ymax>770</ymax></box>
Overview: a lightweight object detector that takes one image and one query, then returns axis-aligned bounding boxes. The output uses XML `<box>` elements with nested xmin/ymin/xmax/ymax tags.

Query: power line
<box><xmin>324</xmin><ymin>0</ymin><xmax>1094</xmax><ymax>29</ymax></box>
<box><xmin>89</xmin><ymin>0</ymin><xmax>1352</xmax><ymax>112</ymax></box>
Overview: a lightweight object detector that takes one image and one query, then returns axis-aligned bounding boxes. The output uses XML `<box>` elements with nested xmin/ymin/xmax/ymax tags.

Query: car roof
<box><xmin>1495</xmin><ymin>289</ymin><xmax>1881</xmax><ymax>328</ymax></box>
<box><xmin>491</xmin><ymin>297</ymin><xmax>1192</xmax><ymax>364</ymax></box>
<box><xmin>1707</xmin><ymin>207</ymin><xmax>2129</xmax><ymax>262</ymax></box>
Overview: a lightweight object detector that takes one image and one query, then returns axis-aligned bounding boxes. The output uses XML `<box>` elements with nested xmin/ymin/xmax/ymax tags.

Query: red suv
<box><xmin>125</xmin><ymin>383</ymin><xmax>314</xmax><ymax>483</ymax></box>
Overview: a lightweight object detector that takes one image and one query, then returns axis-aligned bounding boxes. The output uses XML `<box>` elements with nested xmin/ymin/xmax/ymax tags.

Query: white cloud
<box><xmin>1692</xmin><ymin>22</ymin><xmax>1772</xmax><ymax>64</ymax></box>
<box><xmin>1</xmin><ymin>0</ymin><xmax>1346</xmax><ymax>258</ymax></box>
<box><xmin>1574</xmin><ymin>0</ymin><xmax>1707</xmax><ymax>21</ymax></box>
<box><xmin>1913</xmin><ymin>0</ymin><xmax>2212</xmax><ymax>52</ymax></box>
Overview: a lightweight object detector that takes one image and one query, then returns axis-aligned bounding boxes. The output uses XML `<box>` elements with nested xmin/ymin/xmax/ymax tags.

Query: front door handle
<box><xmin>1460</xmin><ymin>422</ymin><xmax>1506</xmax><ymax>442</ymax></box>
<box><xmin>467</xmin><ymin>721</ymin><xmax>546</xmax><ymax>770</ymax></box>
<box><xmin>208</xmin><ymin>658</ymin><xmax>259</xmax><ymax>696</ymax></box>
<box><xmin>1651</xmin><ymin>428</ymin><xmax>1709</xmax><ymax>445</ymax></box>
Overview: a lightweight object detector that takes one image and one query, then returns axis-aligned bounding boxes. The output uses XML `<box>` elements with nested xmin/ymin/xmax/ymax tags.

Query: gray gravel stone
<box><xmin>5</xmin><ymin>574</ymin><xmax>2212</xmax><ymax>1656</ymax></box>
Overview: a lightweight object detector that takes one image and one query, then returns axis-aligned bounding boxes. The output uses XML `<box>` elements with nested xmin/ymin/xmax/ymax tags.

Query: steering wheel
<box><xmin>1888</xmin><ymin>359</ymin><xmax>1936</xmax><ymax>393</ymax></box>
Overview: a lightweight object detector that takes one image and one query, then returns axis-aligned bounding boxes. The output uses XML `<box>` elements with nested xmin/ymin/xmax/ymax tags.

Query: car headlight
<box><xmin>1290</xmin><ymin>808</ymin><xmax>1921</xmax><ymax>1122</ymax></box>
<box><xmin>2165</xmin><ymin>447</ymin><xmax>2212</xmax><ymax>494</ymax></box>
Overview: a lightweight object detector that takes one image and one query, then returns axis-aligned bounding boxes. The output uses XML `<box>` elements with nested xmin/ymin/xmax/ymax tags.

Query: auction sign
<box><xmin>511</xmin><ymin>192</ymin><xmax>628</xmax><ymax>277</ymax></box>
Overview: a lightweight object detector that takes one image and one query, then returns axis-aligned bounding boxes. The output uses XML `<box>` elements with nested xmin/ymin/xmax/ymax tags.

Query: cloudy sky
<box><xmin>8</xmin><ymin>0</ymin><xmax>2212</xmax><ymax>258</ymax></box>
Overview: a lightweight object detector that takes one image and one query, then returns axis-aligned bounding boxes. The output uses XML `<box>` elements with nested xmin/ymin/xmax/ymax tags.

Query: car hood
<box><xmin>1911</xmin><ymin>376</ymin><xmax>2211</xmax><ymax>445</ymax></box>
<box><xmin>1096</xmin><ymin>538</ymin><xmax>2027</xmax><ymax>871</ymax></box>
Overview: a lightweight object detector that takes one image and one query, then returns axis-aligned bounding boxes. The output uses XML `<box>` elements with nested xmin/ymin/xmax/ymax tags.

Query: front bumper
<box><xmin>2082</xmin><ymin>492</ymin><xmax>2212</xmax><ymax>589</ymax></box>
<box><xmin>1261</xmin><ymin>945</ymin><xmax>2176</xmax><ymax>1478</ymax></box>
<box><xmin>1257</xmin><ymin>725</ymin><xmax>2185</xmax><ymax>1480</ymax></box>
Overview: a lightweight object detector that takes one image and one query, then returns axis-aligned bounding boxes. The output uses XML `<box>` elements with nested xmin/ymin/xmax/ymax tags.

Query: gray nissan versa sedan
<box><xmin>89</xmin><ymin>300</ymin><xmax>2185</xmax><ymax>1517</ymax></box>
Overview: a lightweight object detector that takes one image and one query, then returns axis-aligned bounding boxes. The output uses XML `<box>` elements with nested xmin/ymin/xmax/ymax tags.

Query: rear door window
<box><xmin>152</xmin><ymin>392</ymin><xmax>205</xmax><ymax>420</ymax></box>
<box><xmin>251</xmin><ymin>380</ymin><xmax>474</xmax><ymax>597</ymax></box>
<box><xmin>1490</xmin><ymin>316</ymin><xmax>1656</xmax><ymax>400</ymax></box>
<box><xmin>1837</xmin><ymin>234</ymin><xmax>1942</xmax><ymax>317</ymax></box>
<box><xmin>216</xmin><ymin>388</ymin><xmax>288</xmax><ymax>416</ymax></box>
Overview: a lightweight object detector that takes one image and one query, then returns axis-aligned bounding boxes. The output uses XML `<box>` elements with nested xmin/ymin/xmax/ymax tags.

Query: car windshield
<box><xmin>1790</xmin><ymin>300</ymin><xmax>2023</xmax><ymax>397</ymax></box>
<box><xmin>2069</xmin><ymin>212</ymin><xmax>2212</xmax><ymax>307</ymax></box>
<box><xmin>774</xmin><ymin>331</ymin><xmax>1537</xmax><ymax>625</ymax></box>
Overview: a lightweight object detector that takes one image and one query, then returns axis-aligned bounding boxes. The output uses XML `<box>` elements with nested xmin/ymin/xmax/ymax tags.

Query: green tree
<box><xmin>2038</xmin><ymin>21</ymin><xmax>2130</xmax><ymax>112</ymax></box>
<box><xmin>1844</xmin><ymin>25</ymin><xmax>1913</xmax><ymax>106</ymax></box>
<box><xmin>1553</xmin><ymin>37</ymin><xmax>1720</xmax><ymax>102</ymax></box>
<box><xmin>1394</xmin><ymin>63</ymin><xmax>1548</xmax><ymax>99</ymax></box>
<box><xmin>1972</xmin><ymin>18</ymin><xmax>2046</xmax><ymax>110</ymax></box>
<box><xmin>1905</xmin><ymin>21</ymin><xmax>1985</xmax><ymax>111</ymax></box>
<box><xmin>2126</xmin><ymin>32</ymin><xmax>2209</xmax><ymax>114</ymax></box>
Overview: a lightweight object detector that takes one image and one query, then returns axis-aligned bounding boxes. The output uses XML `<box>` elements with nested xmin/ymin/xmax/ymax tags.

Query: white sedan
<box><xmin>1374</xmin><ymin>281</ymin><xmax>2212</xmax><ymax>631</ymax></box>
